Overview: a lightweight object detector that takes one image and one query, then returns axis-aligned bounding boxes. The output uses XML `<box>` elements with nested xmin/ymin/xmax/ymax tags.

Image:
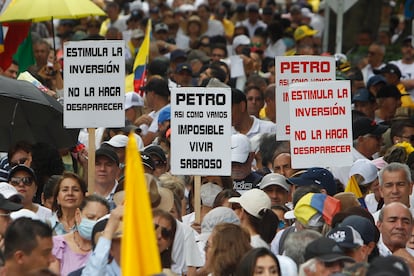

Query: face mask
<box><xmin>77</xmin><ymin>217</ymin><xmax>97</xmax><ymax>240</ymax></box>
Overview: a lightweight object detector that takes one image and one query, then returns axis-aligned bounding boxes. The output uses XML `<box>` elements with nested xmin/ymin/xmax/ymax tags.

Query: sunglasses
<box><xmin>154</xmin><ymin>223</ymin><xmax>172</xmax><ymax>239</ymax></box>
<box><xmin>10</xmin><ymin>157</ymin><xmax>28</xmax><ymax>168</ymax></box>
<box><xmin>10</xmin><ymin>176</ymin><xmax>34</xmax><ymax>187</ymax></box>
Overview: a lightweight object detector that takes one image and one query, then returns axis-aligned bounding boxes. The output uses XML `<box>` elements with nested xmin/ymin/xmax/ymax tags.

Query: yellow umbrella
<box><xmin>0</xmin><ymin>0</ymin><xmax>106</xmax><ymax>22</ymax></box>
<box><xmin>0</xmin><ymin>0</ymin><xmax>106</xmax><ymax>50</ymax></box>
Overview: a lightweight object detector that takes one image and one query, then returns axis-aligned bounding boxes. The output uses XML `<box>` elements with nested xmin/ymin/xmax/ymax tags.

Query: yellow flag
<box><xmin>121</xmin><ymin>133</ymin><xmax>161</xmax><ymax>275</ymax></box>
<box><xmin>345</xmin><ymin>175</ymin><xmax>363</xmax><ymax>198</ymax></box>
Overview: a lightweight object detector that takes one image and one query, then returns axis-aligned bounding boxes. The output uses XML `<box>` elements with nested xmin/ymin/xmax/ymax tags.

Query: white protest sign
<box><xmin>170</xmin><ymin>87</ymin><xmax>232</xmax><ymax>176</ymax></box>
<box><xmin>276</xmin><ymin>56</ymin><xmax>335</xmax><ymax>140</ymax></box>
<box><xmin>64</xmin><ymin>40</ymin><xmax>125</xmax><ymax>128</ymax></box>
<box><xmin>289</xmin><ymin>80</ymin><xmax>353</xmax><ymax>168</ymax></box>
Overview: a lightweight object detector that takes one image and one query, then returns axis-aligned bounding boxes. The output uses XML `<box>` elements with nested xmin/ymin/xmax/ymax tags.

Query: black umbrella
<box><xmin>0</xmin><ymin>75</ymin><xmax>79</xmax><ymax>151</ymax></box>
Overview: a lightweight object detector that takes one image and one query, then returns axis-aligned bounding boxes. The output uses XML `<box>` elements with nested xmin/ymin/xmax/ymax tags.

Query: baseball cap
<box><xmin>294</xmin><ymin>193</ymin><xmax>341</xmax><ymax>226</ymax></box>
<box><xmin>327</xmin><ymin>225</ymin><xmax>364</xmax><ymax>249</ymax></box>
<box><xmin>144</xmin><ymin>145</ymin><xmax>167</xmax><ymax>163</ymax></box>
<box><xmin>154</xmin><ymin>22</ymin><xmax>169</xmax><ymax>33</ymax></box>
<box><xmin>141</xmin><ymin>152</ymin><xmax>154</xmax><ymax>170</ymax></box>
<box><xmin>148</xmin><ymin>57</ymin><xmax>169</xmax><ymax>77</ymax></box>
<box><xmin>374</xmin><ymin>63</ymin><xmax>402</xmax><ymax>79</ymax></box>
<box><xmin>201</xmin><ymin>183</ymin><xmax>223</xmax><ymax>207</ymax></box>
<box><xmin>125</xmin><ymin>92</ymin><xmax>144</xmax><ymax>110</ymax></box>
<box><xmin>141</xmin><ymin>78</ymin><xmax>170</xmax><ymax>97</ymax></box>
<box><xmin>170</xmin><ymin>49</ymin><xmax>187</xmax><ymax>62</ymax></box>
<box><xmin>229</xmin><ymin>189</ymin><xmax>271</xmax><ymax>218</ymax></box>
<box><xmin>131</xmin><ymin>29</ymin><xmax>145</xmax><ymax>39</ymax></box>
<box><xmin>10</xmin><ymin>209</ymin><xmax>39</xmax><ymax>220</ymax></box>
<box><xmin>0</xmin><ymin>194</ymin><xmax>22</xmax><ymax>212</ymax></box>
<box><xmin>294</xmin><ymin>25</ymin><xmax>318</xmax><ymax>41</ymax></box>
<box><xmin>8</xmin><ymin>165</ymin><xmax>36</xmax><ymax>182</ymax></box>
<box><xmin>349</xmin><ymin>159</ymin><xmax>378</xmax><ymax>185</ymax></box>
<box><xmin>175</xmin><ymin>63</ymin><xmax>192</xmax><ymax>74</ymax></box>
<box><xmin>304</xmin><ymin>237</ymin><xmax>355</xmax><ymax>263</ymax></box>
<box><xmin>231</xmin><ymin>133</ymin><xmax>251</xmax><ymax>163</ymax></box>
<box><xmin>341</xmin><ymin>215</ymin><xmax>380</xmax><ymax>244</ymax></box>
<box><xmin>103</xmin><ymin>135</ymin><xmax>128</xmax><ymax>148</ymax></box>
<box><xmin>187</xmin><ymin>49</ymin><xmax>211</xmax><ymax>63</ymax></box>
<box><xmin>352</xmin><ymin>117</ymin><xmax>388</xmax><ymax>140</ymax></box>
<box><xmin>287</xmin><ymin>167</ymin><xmax>336</xmax><ymax>196</ymax></box>
<box><xmin>376</xmin><ymin>84</ymin><xmax>401</xmax><ymax>99</ymax></box>
<box><xmin>95</xmin><ymin>147</ymin><xmax>119</xmax><ymax>166</ymax></box>
<box><xmin>247</xmin><ymin>3</ymin><xmax>259</xmax><ymax>12</ymax></box>
<box><xmin>259</xmin><ymin>173</ymin><xmax>290</xmax><ymax>192</ymax></box>
<box><xmin>232</xmin><ymin>35</ymin><xmax>251</xmax><ymax>51</ymax></box>
<box><xmin>366</xmin><ymin>75</ymin><xmax>387</xmax><ymax>88</ymax></box>
<box><xmin>158</xmin><ymin>106</ymin><xmax>171</xmax><ymax>124</ymax></box>
<box><xmin>352</xmin><ymin>88</ymin><xmax>376</xmax><ymax>103</ymax></box>
<box><xmin>199</xmin><ymin>206</ymin><xmax>240</xmax><ymax>242</ymax></box>
<box><xmin>0</xmin><ymin>182</ymin><xmax>23</xmax><ymax>200</ymax></box>
<box><xmin>367</xmin><ymin>255</ymin><xmax>410</xmax><ymax>276</ymax></box>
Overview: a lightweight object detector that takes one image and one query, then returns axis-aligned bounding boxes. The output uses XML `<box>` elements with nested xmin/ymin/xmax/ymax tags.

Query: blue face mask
<box><xmin>77</xmin><ymin>218</ymin><xmax>97</xmax><ymax>240</ymax></box>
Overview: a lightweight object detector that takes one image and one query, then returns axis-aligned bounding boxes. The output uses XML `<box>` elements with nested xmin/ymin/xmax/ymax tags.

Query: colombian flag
<box><xmin>294</xmin><ymin>193</ymin><xmax>341</xmax><ymax>226</ymax></box>
<box><xmin>0</xmin><ymin>22</ymin><xmax>31</xmax><ymax>71</ymax></box>
<box><xmin>345</xmin><ymin>175</ymin><xmax>367</xmax><ymax>208</ymax></box>
<box><xmin>133</xmin><ymin>19</ymin><xmax>151</xmax><ymax>96</ymax></box>
<box><xmin>121</xmin><ymin>132</ymin><xmax>162</xmax><ymax>275</ymax></box>
<box><xmin>0</xmin><ymin>25</ymin><xmax>4</xmax><ymax>53</ymax></box>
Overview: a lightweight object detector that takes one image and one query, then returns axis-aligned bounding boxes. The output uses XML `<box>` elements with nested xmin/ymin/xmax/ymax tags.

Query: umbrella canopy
<box><xmin>0</xmin><ymin>75</ymin><xmax>79</xmax><ymax>151</ymax></box>
<box><xmin>0</xmin><ymin>0</ymin><xmax>106</xmax><ymax>22</ymax></box>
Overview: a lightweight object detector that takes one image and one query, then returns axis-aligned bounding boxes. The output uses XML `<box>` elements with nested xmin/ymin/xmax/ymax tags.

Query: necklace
<box><xmin>73</xmin><ymin>232</ymin><xmax>91</xmax><ymax>252</ymax></box>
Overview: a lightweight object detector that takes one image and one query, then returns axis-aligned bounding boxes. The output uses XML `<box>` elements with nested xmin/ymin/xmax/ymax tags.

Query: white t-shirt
<box><xmin>391</xmin><ymin>60</ymin><xmax>414</xmax><ymax>97</ymax></box>
<box><xmin>250</xmin><ymin>234</ymin><xmax>270</xmax><ymax>249</ymax></box>
<box><xmin>36</xmin><ymin>204</ymin><xmax>52</xmax><ymax>222</ymax></box>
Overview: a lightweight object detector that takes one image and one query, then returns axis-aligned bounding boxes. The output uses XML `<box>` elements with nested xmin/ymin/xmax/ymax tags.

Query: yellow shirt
<box><xmin>397</xmin><ymin>83</ymin><xmax>414</xmax><ymax>108</ymax></box>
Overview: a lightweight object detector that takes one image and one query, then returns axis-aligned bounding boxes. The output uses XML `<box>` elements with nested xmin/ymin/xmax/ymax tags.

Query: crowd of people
<box><xmin>1</xmin><ymin>0</ymin><xmax>414</xmax><ymax>275</ymax></box>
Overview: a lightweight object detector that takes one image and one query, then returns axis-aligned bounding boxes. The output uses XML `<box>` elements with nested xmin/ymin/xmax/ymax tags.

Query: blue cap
<box><xmin>175</xmin><ymin>63</ymin><xmax>192</xmax><ymax>74</ymax></box>
<box><xmin>170</xmin><ymin>49</ymin><xmax>187</xmax><ymax>62</ymax></box>
<box><xmin>158</xmin><ymin>106</ymin><xmax>171</xmax><ymax>124</ymax></box>
<box><xmin>367</xmin><ymin>75</ymin><xmax>387</xmax><ymax>88</ymax></box>
<box><xmin>352</xmin><ymin>88</ymin><xmax>376</xmax><ymax>103</ymax></box>
<box><xmin>287</xmin><ymin>167</ymin><xmax>336</xmax><ymax>196</ymax></box>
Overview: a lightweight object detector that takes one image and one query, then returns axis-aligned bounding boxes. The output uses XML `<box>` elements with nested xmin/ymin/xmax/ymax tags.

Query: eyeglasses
<box><xmin>250</xmin><ymin>42</ymin><xmax>262</xmax><ymax>48</ymax></box>
<box><xmin>10</xmin><ymin>157</ymin><xmax>28</xmax><ymax>167</ymax></box>
<box><xmin>10</xmin><ymin>176</ymin><xmax>34</xmax><ymax>187</ymax></box>
<box><xmin>154</xmin><ymin>223</ymin><xmax>172</xmax><ymax>239</ymax></box>
<box><xmin>0</xmin><ymin>213</ymin><xmax>10</xmax><ymax>218</ymax></box>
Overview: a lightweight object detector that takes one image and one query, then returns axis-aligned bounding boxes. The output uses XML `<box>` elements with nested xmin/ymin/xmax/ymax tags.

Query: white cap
<box><xmin>349</xmin><ymin>159</ymin><xmax>378</xmax><ymax>185</ymax></box>
<box><xmin>259</xmin><ymin>173</ymin><xmax>290</xmax><ymax>192</ymax></box>
<box><xmin>125</xmin><ymin>92</ymin><xmax>144</xmax><ymax>110</ymax></box>
<box><xmin>131</xmin><ymin>29</ymin><xmax>145</xmax><ymax>39</ymax></box>
<box><xmin>104</xmin><ymin>134</ymin><xmax>128</xmax><ymax>148</ymax></box>
<box><xmin>11</xmin><ymin>209</ymin><xmax>39</xmax><ymax>220</ymax></box>
<box><xmin>201</xmin><ymin>183</ymin><xmax>223</xmax><ymax>207</ymax></box>
<box><xmin>228</xmin><ymin>189</ymin><xmax>271</xmax><ymax>218</ymax></box>
<box><xmin>0</xmin><ymin>182</ymin><xmax>23</xmax><ymax>200</ymax></box>
<box><xmin>232</xmin><ymin>35</ymin><xmax>251</xmax><ymax>52</ymax></box>
<box><xmin>231</xmin><ymin>133</ymin><xmax>251</xmax><ymax>163</ymax></box>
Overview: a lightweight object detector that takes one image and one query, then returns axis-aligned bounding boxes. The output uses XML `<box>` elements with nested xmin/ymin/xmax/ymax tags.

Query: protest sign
<box><xmin>289</xmin><ymin>80</ymin><xmax>353</xmax><ymax>168</ymax></box>
<box><xmin>170</xmin><ymin>87</ymin><xmax>232</xmax><ymax>176</ymax></box>
<box><xmin>276</xmin><ymin>56</ymin><xmax>335</xmax><ymax>140</ymax></box>
<box><xmin>64</xmin><ymin>40</ymin><xmax>125</xmax><ymax>128</ymax></box>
